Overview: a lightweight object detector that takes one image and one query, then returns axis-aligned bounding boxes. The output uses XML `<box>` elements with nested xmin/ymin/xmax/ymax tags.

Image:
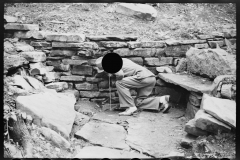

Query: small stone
<box><xmin>72</xmin><ymin>65</ymin><xmax>93</xmax><ymax>76</ymax></box>
<box><xmin>45</xmin><ymin>82</ymin><xmax>68</xmax><ymax>92</ymax></box>
<box><xmin>75</xmin><ymin>82</ymin><xmax>98</xmax><ymax>91</ymax></box>
<box><xmin>180</xmin><ymin>139</ymin><xmax>193</xmax><ymax>149</ymax></box>
<box><xmin>21</xmin><ymin>112</ymin><xmax>27</xmax><ymax>119</ymax></box>
<box><xmin>156</xmin><ymin>66</ymin><xmax>173</xmax><ymax>73</ymax></box>
<box><xmin>20</xmin><ymin>51</ymin><xmax>46</xmax><ymax>62</ymax></box>
<box><xmin>184</xmin><ymin>119</ymin><xmax>209</xmax><ymax>137</ymax></box>
<box><xmin>50</xmin><ymin>50</ymin><xmax>77</xmax><ymax>57</ymax></box>
<box><xmin>45</xmin><ymin>33</ymin><xmax>85</xmax><ymax>42</ymax></box>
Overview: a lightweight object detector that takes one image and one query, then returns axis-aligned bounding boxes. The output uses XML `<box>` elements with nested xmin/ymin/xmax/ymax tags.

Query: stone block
<box><xmin>127</xmin><ymin>57</ymin><xmax>143</xmax><ymax>65</ymax></box>
<box><xmin>46</xmin><ymin>60</ymin><xmax>62</xmax><ymax>66</ymax></box>
<box><xmin>127</xmin><ymin>41</ymin><xmax>165</xmax><ymax>48</ymax></box>
<box><xmin>45</xmin><ymin>82</ymin><xmax>68</xmax><ymax>92</ymax></box>
<box><xmin>30</xmin><ymin>41</ymin><xmax>51</xmax><ymax>47</ymax></box>
<box><xmin>75</xmin><ymin>82</ymin><xmax>98</xmax><ymax>91</ymax></box>
<box><xmin>188</xmin><ymin>91</ymin><xmax>202</xmax><ymax>107</ymax></box>
<box><xmin>86</xmin><ymin>77</ymin><xmax>103</xmax><ymax>83</ymax></box>
<box><xmin>194</xmin><ymin>43</ymin><xmax>209</xmax><ymax>49</ymax></box>
<box><xmin>4</xmin><ymin>23</ymin><xmax>39</xmax><ymax>30</ymax></box>
<box><xmin>45</xmin><ymin>33</ymin><xmax>85</xmax><ymax>42</ymax></box>
<box><xmin>13</xmin><ymin>30</ymin><xmax>46</xmax><ymax>39</ymax></box>
<box><xmin>100</xmin><ymin>41</ymin><xmax>127</xmax><ymax>48</ymax></box>
<box><xmin>4</xmin><ymin>15</ymin><xmax>18</xmax><ymax>23</ymax></box>
<box><xmin>159</xmin><ymin>57</ymin><xmax>173</xmax><ymax>66</ymax></box>
<box><xmin>195</xmin><ymin>110</ymin><xmax>231</xmax><ymax>134</ymax></box>
<box><xmin>72</xmin><ymin>65</ymin><xmax>93</xmax><ymax>76</ymax></box>
<box><xmin>165</xmin><ymin>45</ymin><xmax>191</xmax><ymax>57</ymax></box>
<box><xmin>144</xmin><ymin>58</ymin><xmax>160</xmax><ymax>66</ymax></box>
<box><xmin>196</xmin><ymin>35</ymin><xmax>214</xmax><ymax>39</ymax></box>
<box><xmin>53</xmin><ymin>64</ymin><xmax>70</xmax><ymax>72</ymax></box>
<box><xmin>185</xmin><ymin>102</ymin><xmax>200</xmax><ymax>120</ymax></box>
<box><xmin>62</xmin><ymin>59</ymin><xmax>88</xmax><ymax>65</ymax></box>
<box><xmin>52</xmin><ymin>42</ymin><xmax>98</xmax><ymax>49</ymax></box>
<box><xmin>50</xmin><ymin>50</ymin><xmax>77</xmax><ymax>57</ymax></box>
<box><xmin>60</xmin><ymin>76</ymin><xmax>85</xmax><ymax>82</ymax></box>
<box><xmin>86</xmin><ymin>35</ymin><xmax>138</xmax><ymax>41</ymax></box>
<box><xmin>79</xmin><ymin>91</ymin><xmax>100</xmax><ymax>98</ymax></box>
<box><xmin>180</xmin><ymin>39</ymin><xmax>206</xmax><ymax>45</ymax></box>
<box><xmin>114</xmin><ymin>48</ymin><xmax>158</xmax><ymax>57</ymax></box>
<box><xmin>20</xmin><ymin>51</ymin><xmax>46</xmax><ymax>62</ymax></box>
<box><xmin>42</xmin><ymin>72</ymin><xmax>61</xmax><ymax>83</ymax></box>
<box><xmin>14</xmin><ymin>42</ymin><xmax>34</xmax><ymax>52</ymax></box>
<box><xmin>165</xmin><ymin>39</ymin><xmax>180</xmax><ymax>46</ymax></box>
<box><xmin>208</xmin><ymin>41</ymin><xmax>225</xmax><ymax>48</ymax></box>
<box><xmin>175</xmin><ymin>58</ymin><xmax>187</xmax><ymax>73</ymax></box>
<box><xmin>184</xmin><ymin>119</ymin><xmax>209</xmax><ymax>137</ymax></box>
<box><xmin>156</xmin><ymin>66</ymin><xmax>173</xmax><ymax>73</ymax></box>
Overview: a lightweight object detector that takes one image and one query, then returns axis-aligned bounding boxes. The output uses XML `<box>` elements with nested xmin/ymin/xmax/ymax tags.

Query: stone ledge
<box><xmin>4</xmin><ymin>23</ymin><xmax>39</xmax><ymax>31</ymax></box>
<box><xmin>86</xmin><ymin>35</ymin><xmax>138</xmax><ymax>41</ymax></box>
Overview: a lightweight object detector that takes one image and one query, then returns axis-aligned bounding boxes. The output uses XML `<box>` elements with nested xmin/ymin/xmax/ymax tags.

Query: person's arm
<box><xmin>115</xmin><ymin>69</ymin><xmax>124</xmax><ymax>81</ymax></box>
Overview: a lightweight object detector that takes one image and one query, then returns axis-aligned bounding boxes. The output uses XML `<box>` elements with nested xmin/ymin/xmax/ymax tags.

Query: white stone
<box><xmin>11</xmin><ymin>75</ymin><xmax>34</xmax><ymax>91</ymax></box>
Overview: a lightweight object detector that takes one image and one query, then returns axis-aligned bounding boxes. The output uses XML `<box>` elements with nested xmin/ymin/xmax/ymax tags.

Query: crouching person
<box><xmin>95</xmin><ymin>56</ymin><xmax>171</xmax><ymax>116</ymax></box>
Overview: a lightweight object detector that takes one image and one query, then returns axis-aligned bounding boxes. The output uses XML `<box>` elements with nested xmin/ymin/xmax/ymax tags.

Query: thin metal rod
<box><xmin>109</xmin><ymin>74</ymin><xmax>111</xmax><ymax>110</ymax></box>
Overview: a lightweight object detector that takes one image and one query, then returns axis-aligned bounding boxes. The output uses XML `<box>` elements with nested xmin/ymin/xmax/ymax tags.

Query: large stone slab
<box><xmin>50</xmin><ymin>50</ymin><xmax>77</xmax><ymax>57</ymax></box>
<box><xmin>195</xmin><ymin>110</ymin><xmax>231</xmax><ymax>134</ymax></box>
<box><xmin>100</xmin><ymin>41</ymin><xmax>127</xmax><ymax>48</ymax></box>
<box><xmin>200</xmin><ymin>94</ymin><xmax>236</xmax><ymax>128</ymax></box>
<box><xmin>52</xmin><ymin>42</ymin><xmax>98</xmax><ymax>49</ymax></box>
<box><xmin>4</xmin><ymin>23</ymin><xmax>39</xmax><ymax>30</ymax></box>
<box><xmin>4</xmin><ymin>15</ymin><xmax>18</xmax><ymax>23</ymax></box>
<box><xmin>126</xmin><ymin>111</ymin><xmax>186</xmax><ymax>157</ymax></box>
<box><xmin>165</xmin><ymin>45</ymin><xmax>191</xmax><ymax>57</ymax></box>
<box><xmin>75</xmin><ymin>121</ymin><xmax>130</xmax><ymax>150</ymax></box>
<box><xmin>86</xmin><ymin>35</ymin><xmax>138</xmax><ymax>41</ymax></box>
<box><xmin>115</xmin><ymin>3</ymin><xmax>157</xmax><ymax>21</ymax></box>
<box><xmin>75</xmin><ymin>82</ymin><xmax>98</xmax><ymax>91</ymax></box>
<box><xmin>13</xmin><ymin>31</ymin><xmax>46</xmax><ymax>39</ymax></box>
<box><xmin>45</xmin><ymin>33</ymin><xmax>85</xmax><ymax>42</ymax></box>
<box><xmin>74</xmin><ymin>146</ymin><xmax>149</xmax><ymax>158</ymax></box>
<box><xmin>158</xmin><ymin>73</ymin><xmax>213</xmax><ymax>94</ymax></box>
<box><xmin>114</xmin><ymin>48</ymin><xmax>161</xmax><ymax>57</ymax></box>
<box><xmin>127</xmin><ymin>41</ymin><xmax>165</xmax><ymax>48</ymax></box>
<box><xmin>16</xmin><ymin>91</ymin><xmax>76</xmax><ymax>139</ymax></box>
<box><xmin>20</xmin><ymin>51</ymin><xmax>46</xmax><ymax>62</ymax></box>
<box><xmin>186</xmin><ymin>47</ymin><xmax>236</xmax><ymax>79</ymax></box>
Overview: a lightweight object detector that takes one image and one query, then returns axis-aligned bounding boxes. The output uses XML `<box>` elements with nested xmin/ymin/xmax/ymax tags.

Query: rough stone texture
<box><xmin>45</xmin><ymin>82</ymin><xmax>68</xmax><ymax>92</ymax></box>
<box><xmin>74</xmin><ymin>101</ymin><xmax>101</xmax><ymax>116</ymax></box>
<box><xmin>74</xmin><ymin>146</ymin><xmax>149</xmax><ymax>158</ymax></box>
<box><xmin>194</xmin><ymin>43</ymin><xmax>209</xmax><ymax>49</ymax></box>
<box><xmin>127</xmin><ymin>41</ymin><xmax>165</xmax><ymax>48</ymax></box>
<box><xmin>158</xmin><ymin>73</ymin><xmax>213</xmax><ymax>93</ymax></box>
<box><xmin>196</xmin><ymin>34</ymin><xmax>214</xmax><ymax>39</ymax></box>
<box><xmin>62</xmin><ymin>59</ymin><xmax>88</xmax><ymax>65</ymax></box>
<box><xmin>39</xmin><ymin>127</ymin><xmax>70</xmax><ymax>149</ymax></box>
<box><xmin>45</xmin><ymin>33</ymin><xmax>85</xmax><ymax>42</ymax></box>
<box><xmin>75</xmin><ymin>82</ymin><xmax>98</xmax><ymax>91</ymax></box>
<box><xmin>156</xmin><ymin>66</ymin><xmax>173</xmax><ymax>73</ymax></box>
<box><xmin>30</xmin><ymin>41</ymin><xmax>51</xmax><ymax>47</ymax></box>
<box><xmin>165</xmin><ymin>39</ymin><xmax>180</xmax><ymax>45</ymax></box>
<box><xmin>11</xmin><ymin>75</ymin><xmax>34</xmax><ymax>91</ymax></box>
<box><xmin>195</xmin><ymin>110</ymin><xmax>231</xmax><ymax>134</ymax></box>
<box><xmin>53</xmin><ymin>64</ymin><xmax>70</xmax><ymax>72</ymax></box>
<box><xmin>114</xmin><ymin>48</ymin><xmax>160</xmax><ymax>57</ymax></box>
<box><xmin>186</xmin><ymin>47</ymin><xmax>236</xmax><ymax>79</ymax></box>
<box><xmin>59</xmin><ymin>89</ymin><xmax>80</xmax><ymax>101</ymax></box>
<box><xmin>20</xmin><ymin>51</ymin><xmax>46</xmax><ymax>62</ymax></box>
<box><xmin>180</xmin><ymin>39</ymin><xmax>206</xmax><ymax>45</ymax></box>
<box><xmin>43</xmin><ymin>72</ymin><xmax>61</xmax><ymax>83</ymax></box>
<box><xmin>24</xmin><ymin>76</ymin><xmax>45</xmax><ymax>90</ymax></box>
<box><xmin>201</xmin><ymin>94</ymin><xmax>236</xmax><ymax>128</ymax></box>
<box><xmin>15</xmin><ymin>42</ymin><xmax>35</xmax><ymax>52</ymax></box>
<box><xmin>74</xmin><ymin>111</ymin><xmax>90</xmax><ymax>126</ymax></box>
<box><xmin>46</xmin><ymin>60</ymin><xmax>61</xmax><ymax>66</ymax></box>
<box><xmin>60</xmin><ymin>76</ymin><xmax>85</xmax><ymax>82</ymax></box>
<box><xmin>87</xmin><ymin>35</ymin><xmax>138</xmax><ymax>41</ymax></box>
<box><xmin>72</xmin><ymin>65</ymin><xmax>93</xmax><ymax>76</ymax></box>
<box><xmin>208</xmin><ymin>41</ymin><xmax>225</xmax><ymax>48</ymax></box>
<box><xmin>75</xmin><ymin>121</ymin><xmax>130</xmax><ymax>150</ymax></box>
<box><xmin>4</xmin><ymin>54</ymin><xmax>28</xmax><ymax>72</ymax></box>
<box><xmin>99</xmin><ymin>80</ymin><xmax>110</xmax><ymax>89</ymax></box>
<box><xmin>127</xmin><ymin>57</ymin><xmax>143</xmax><ymax>65</ymax></box>
<box><xmin>4</xmin><ymin>41</ymin><xmax>17</xmax><ymax>54</ymax></box>
<box><xmin>4</xmin><ymin>23</ymin><xmax>39</xmax><ymax>30</ymax></box>
<box><xmin>189</xmin><ymin>91</ymin><xmax>202</xmax><ymax>107</ymax></box>
<box><xmin>4</xmin><ymin>15</ymin><xmax>18</xmax><ymax>22</ymax></box>
<box><xmin>185</xmin><ymin>102</ymin><xmax>200</xmax><ymax>120</ymax></box>
<box><xmin>79</xmin><ymin>91</ymin><xmax>100</xmax><ymax>98</ymax></box>
<box><xmin>16</xmin><ymin>92</ymin><xmax>76</xmax><ymax>139</ymax></box>
<box><xmin>145</xmin><ymin>57</ymin><xmax>173</xmax><ymax>66</ymax></box>
<box><xmin>175</xmin><ymin>58</ymin><xmax>187</xmax><ymax>72</ymax></box>
<box><xmin>50</xmin><ymin>50</ymin><xmax>77</xmax><ymax>57</ymax></box>
<box><xmin>165</xmin><ymin>45</ymin><xmax>191</xmax><ymax>57</ymax></box>
<box><xmin>100</xmin><ymin>41</ymin><xmax>127</xmax><ymax>48</ymax></box>
<box><xmin>13</xmin><ymin>31</ymin><xmax>46</xmax><ymax>39</ymax></box>
<box><xmin>52</xmin><ymin>42</ymin><xmax>98</xmax><ymax>49</ymax></box>
<box><xmin>154</xmin><ymin>86</ymin><xmax>182</xmax><ymax>103</ymax></box>
<box><xmin>86</xmin><ymin>77</ymin><xmax>103</xmax><ymax>83</ymax></box>
<box><xmin>184</xmin><ymin>119</ymin><xmax>209</xmax><ymax>137</ymax></box>
<box><xmin>220</xmin><ymin>84</ymin><xmax>233</xmax><ymax>99</ymax></box>
<box><xmin>115</xmin><ymin>3</ymin><xmax>157</xmax><ymax>21</ymax></box>
<box><xmin>223</xmin><ymin>29</ymin><xmax>236</xmax><ymax>38</ymax></box>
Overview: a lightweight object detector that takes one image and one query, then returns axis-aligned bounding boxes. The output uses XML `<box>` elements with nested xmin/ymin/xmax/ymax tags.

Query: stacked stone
<box><xmin>185</xmin><ymin>92</ymin><xmax>202</xmax><ymax>120</ymax></box>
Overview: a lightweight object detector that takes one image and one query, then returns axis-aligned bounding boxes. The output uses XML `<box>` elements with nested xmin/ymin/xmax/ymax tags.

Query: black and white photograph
<box><xmin>3</xmin><ymin>3</ymin><xmax>236</xmax><ymax>159</ymax></box>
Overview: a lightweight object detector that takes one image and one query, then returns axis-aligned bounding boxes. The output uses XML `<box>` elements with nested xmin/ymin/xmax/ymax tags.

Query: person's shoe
<box><xmin>161</xmin><ymin>95</ymin><xmax>171</xmax><ymax>113</ymax></box>
<box><xmin>119</xmin><ymin>107</ymin><xmax>137</xmax><ymax>116</ymax></box>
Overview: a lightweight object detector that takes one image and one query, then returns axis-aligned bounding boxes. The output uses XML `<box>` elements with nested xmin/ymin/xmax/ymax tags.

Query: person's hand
<box><xmin>108</xmin><ymin>73</ymin><xmax>113</xmax><ymax>77</ymax></box>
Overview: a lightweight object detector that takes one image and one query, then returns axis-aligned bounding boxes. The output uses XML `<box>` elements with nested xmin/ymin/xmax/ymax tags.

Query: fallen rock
<box><xmin>184</xmin><ymin>119</ymin><xmax>209</xmax><ymax>137</ymax></box>
<box><xmin>16</xmin><ymin>91</ymin><xmax>76</xmax><ymax>139</ymax></box>
<box><xmin>156</xmin><ymin>66</ymin><xmax>173</xmax><ymax>73</ymax></box>
<box><xmin>115</xmin><ymin>3</ymin><xmax>157</xmax><ymax>21</ymax></box>
<box><xmin>75</xmin><ymin>121</ymin><xmax>130</xmax><ymax>150</ymax></box>
<box><xmin>24</xmin><ymin>76</ymin><xmax>45</xmax><ymax>90</ymax></box>
<box><xmin>45</xmin><ymin>82</ymin><xmax>68</xmax><ymax>92</ymax></box>
<box><xmin>74</xmin><ymin>101</ymin><xmax>101</xmax><ymax>116</ymax></box>
<box><xmin>87</xmin><ymin>34</ymin><xmax>138</xmax><ymax>41</ymax></box>
<box><xmin>11</xmin><ymin>75</ymin><xmax>34</xmax><ymax>91</ymax></box>
<box><xmin>186</xmin><ymin>47</ymin><xmax>236</xmax><ymax>79</ymax></box>
<box><xmin>175</xmin><ymin>58</ymin><xmax>187</xmax><ymax>72</ymax></box>
<box><xmin>39</xmin><ymin>127</ymin><xmax>70</xmax><ymax>149</ymax></box>
<box><xmin>45</xmin><ymin>33</ymin><xmax>85</xmax><ymax>42</ymax></box>
<box><xmin>20</xmin><ymin>51</ymin><xmax>46</xmax><ymax>62</ymax></box>
<box><xmin>188</xmin><ymin>91</ymin><xmax>202</xmax><ymax>107</ymax></box>
<box><xmin>200</xmin><ymin>94</ymin><xmax>236</xmax><ymax>128</ymax></box>
<box><xmin>74</xmin><ymin>146</ymin><xmax>149</xmax><ymax>158</ymax></box>
<box><xmin>195</xmin><ymin>110</ymin><xmax>231</xmax><ymax>134</ymax></box>
<box><xmin>4</xmin><ymin>23</ymin><xmax>39</xmax><ymax>30</ymax></box>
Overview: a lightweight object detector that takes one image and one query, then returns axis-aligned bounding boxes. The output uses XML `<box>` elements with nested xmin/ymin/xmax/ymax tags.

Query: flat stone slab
<box><xmin>86</xmin><ymin>35</ymin><xmax>138</xmax><ymax>41</ymax></box>
<box><xmin>126</xmin><ymin>110</ymin><xmax>186</xmax><ymax>157</ymax></box>
<box><xmin>45</xmin><ymin>33</ymin><xmax>85</xmax><ymax>42</ymax></box>
<box><xmin>74</xmin><ymin>101</ymin><xmax>101</xmax><ymax>116</ymax></box>
<box><xmin>74</xmin><ymin>146</ymin><xmax>149</xmax><ymax>158</ymax></box>
<box><xmin>75</xmin><ymin>121</ymin><xmax>130</xmax><ymax>150</ymax></box>
<box><xmin>158</xmin><ymin>73</ymin><xmax>213</xmax><ymax>93</ymax></box>
<box><xmin>4</xmin><ymin>23</ymin><xmax>39</xmax><ymax>30</ymax></box>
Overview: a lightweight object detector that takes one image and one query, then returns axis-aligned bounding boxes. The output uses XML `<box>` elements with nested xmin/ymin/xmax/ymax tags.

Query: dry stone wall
<box><xmin>4</xmin><ymin>15</ymin><xmax>237</xmax><ymax>105</ymax></box>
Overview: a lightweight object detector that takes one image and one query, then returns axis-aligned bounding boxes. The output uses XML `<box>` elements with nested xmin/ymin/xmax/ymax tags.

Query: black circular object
<box><xmin>102</xmin><ymin>53</ymin><xmax>123</xmax><ymax>74</ymax></box>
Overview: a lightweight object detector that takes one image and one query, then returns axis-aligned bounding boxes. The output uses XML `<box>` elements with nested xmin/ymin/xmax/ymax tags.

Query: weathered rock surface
<box><xmin>114</xmin><ymin>48</ymin><xmax>164</xmax><ymax>57</ymax></box>
<box><xmin>16</xmin><ymin>92</ymin><xmax>76</xmax><ymax>139</ymax></box>
<box><xmin>14</xmin><ymin>31</ymin><xmax>46</xmax><ymax>39</ymax></box>
<box><xmin>220</xmin><ymin>84</ymin><xmax>233</xmax><ymax>99</ymax></box>
<box><xmin>194</xmin><ymin>43</ymin><xmax>209</xmax><ymax>49</ymax></box>
<box><xmin>60</xmin><ymin>76</ymin><xmax>85</xmax><ymax>82</ymax></box>
<box><xmin>4</xmin><ymin>53</ymin><xmax>28</xmax><ymax>72</ymax></box>
<box><xmin>75</xmin><ymin>121</ymin><xmax>130</xmax><ymax>150</ymax></box>
<box><xmin>74</xmin><ymin>111</ymin><xmax>90</xmax><ymax>126</ymax></box>
<box><xmin>208</xmin><ymin>40</ymin><xmax>225</xmax><ymax>48</ymax></box>
<box><xmin>15</xmin><ymin>42</ymin><xmax>34</xmax><ymax>52</ymax></box>
<box><xmin>39</xmin><ymin>127</ymin><xmax>70</xmax><ymax>149</ymax></box>
<box><xmin>200</xmin><ymin>94</ymin><xmax>236</xmax><ymax>128</ymax></box>
<box><xmin>100</xmin><ymin>41</ymin><xmax>127</xmax><ymax>48</ymax></box>
<box><xmin>195</xmin><ymin>110</ymin><xmax>231</xmax><ymax>134</ymax></box>
<box><xmin>4</xmin><ymin>41</ymin><xmax>17</xmax><ymax>54</ymax></box>
<box><xmin>184</xmin><ymin>119</ymin><xmax>209</xmax><ymax>137</ymax></box>
<box><xmin>86</xmin><ymin>77</ymin><xmax>103</xmax><ymax>83</ymax></box>
<box><xmin>75</xmin><ymin>82</ymin><xmax>98</xmax><ymax>91</ymax></box>
<box><xmin>30</xmin><ymin>41</ymin><xmax>51</xmax><ymax>47</ymax></box>
<box><xmin>59</xmin><ymin>89</ymin><xmax>80</xmax><ymax>101</ymax></box>
<box><xmin>4</xmin><ymin>15</ymin><xmax>18</xmax><ymax>23</ymax></box>
<box><xmin>158</xmin><ymin>73</ymin><xmax>213</xmax><ymax>93</ymax></box>
<box><xmin>165</xmin><ymin>45</ymin><xmax>191</xmax><ymax>57</ymax></box>
<box><xmin>185</xmin><ymin>102</ymin><xmax>200</xmax><ymax>120</ymax></box>
<box><xmin>175</xmin><ymin>58</ymin><xmax>187</xmax><ymax>72</ymax></box>
<box><xmin>74</xmin><ymin>101</ymin><xmax>101</xmax><ymax>116</ymax></box>
<box><xmin>52</xmin><ymin>42</ymin><xmax>98</xmax><ymax>49</ymax></box>
<box><xmin>87</xmin><ymin>35</ymin><xmax>138</xmax><ymax>41</ymax></box>
<box><xmin>4</xmin><ymin>23</ymin><xmax>39</xmax><ymax>30</ymax></box>
<box><xmin>45</xmin><ymin>33</ymin><xmax>85</xmax><ymax>42</ymax></box>
<box><xmin>189</xmin><ymin>91</ymin><xmax>202</xmax><ymax>107</ymax></box>
<box><xmin>62</xmin><ymin>59</ymin><xmax>88</xmax><ymax>65</ymax></box>
<box><xmin>24</xmin><ymin>76</ymin><xmax>45</xmax><ymax>90</ymax></box>
<box><xmin>156</xmin><ymin>66</ymin><xmax>173</xmax><ymax>73</ymax></box>
<box><xmin>11</xmin><ymin>75</ymin><xmax>34</xmax><ymax>91</ymax></box>
<box><xmin>72</xmin><ymin>65</ymin><xmax>93</xmax><ymax>76</ymax></box>
<box><xmin>79</xmin><ymin>91</ymin><xmax>100</xmax><ymax>98</ymax></box>
<box><xmin>74</xmin><ymin>146</ymin><xmax>149</xmax><ymax>158</ymax></box>
<box><xmin>186</xmin><ymin>47</ymin><xmax>236</xmax><ymax>79</ymax></box>
<box><xmin>50</xmin><ymin>50</ymin><xmax>77</xmax><ymax>57</ymax></box>
<box><xmin>180</xmin><ymin>39</ymin><xmax>206</xmax><ymax>45</ymax></box>
<box><xmin>42</xmin><ymin>72</ymin><xmax>61</xmax><ymax>83</ymax></box>
<box><xmin>127</xmin><ymin>41</ymin><xmax>165</xmax><ymax>48</ymax></box>
<box><xmin>20</xmin><ymin>51</ymin><xmax>46</xmax><ymax>62</ymax></box>
<box><xmin>45</xmin><ymin>82</ymin><xmax>68</xmax><ymax>92</ymax></box>
<box><xmin>115</xmin><ymin>3</ymin><xmax>157</xmax><ymax>21</ymax></box>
